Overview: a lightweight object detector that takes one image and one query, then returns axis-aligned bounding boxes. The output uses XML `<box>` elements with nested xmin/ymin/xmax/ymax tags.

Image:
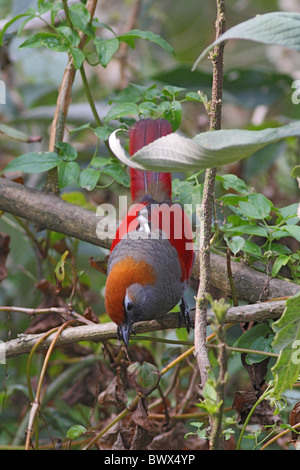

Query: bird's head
<box><xmin>105</xmin><ymin>256</ymin><xmax>156</xmax><ymax>348</ymax></box>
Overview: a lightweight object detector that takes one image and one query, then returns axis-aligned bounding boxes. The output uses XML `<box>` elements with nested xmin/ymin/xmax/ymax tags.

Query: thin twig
<box><xmin>194</xmin><ymin>0</ymin><xmax>226</xmax><ymax>388</ymax></box>
<box><xmin>3</xmin><ymin>299</ymin><xmax>288</xmax><ymax>360</ymax></box>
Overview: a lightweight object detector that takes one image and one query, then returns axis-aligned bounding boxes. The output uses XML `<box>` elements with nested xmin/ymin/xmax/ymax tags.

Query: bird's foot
<box><xmin>178</xmin><ymin>297</ymin><xmax>192</xmax><ymax>333</ymax></box>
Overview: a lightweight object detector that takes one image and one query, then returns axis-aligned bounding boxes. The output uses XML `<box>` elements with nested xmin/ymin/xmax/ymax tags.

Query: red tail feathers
<box><xmin>129</xmin><ymin>119</ymin><xmax>172</xmax><ymax>202</ymax></box>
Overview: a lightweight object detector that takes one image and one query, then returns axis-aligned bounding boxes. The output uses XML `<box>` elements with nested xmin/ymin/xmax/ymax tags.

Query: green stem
<box><xmin>80</xmin><ymin>65</ymin><xmax>102</xmax><ymax>127</ymax></box>
<box><xmin>62</xmin><ymin>0</ymin><xmax>73</xmax><ymax>28</ymax></box>
<box><xmin>79</xmin><ymin>65</ymin><xmax>112</xmax><ymax>155</ymax></box>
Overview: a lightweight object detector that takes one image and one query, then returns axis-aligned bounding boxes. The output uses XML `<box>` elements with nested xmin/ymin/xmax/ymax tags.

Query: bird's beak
<box><xmin>120</xmin><ymin>321</ymin><xmax>132</xmax><ymax>349</ymax></box>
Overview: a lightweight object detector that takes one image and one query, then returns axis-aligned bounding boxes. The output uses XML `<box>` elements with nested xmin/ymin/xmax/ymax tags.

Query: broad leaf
<box><xmin>238</xmin><ymin>193</ymin><xmax>273</xmax><ymax>220</ymax></box>
<box><xmin>101</xmin><ymin>163</ymin><xmax>130</xmax><ymax>187</ymax></box>
<box><xmin>19</xmin><ymin>32</ymin><xmax>68</xmax><ymax>52</ymax></box>
<box><xmin>226</xmin><ymin>236</ymin><xmax>245</xmax><ymax>255</ymax></box>
<box><xmin>104</xmin><ymin>103</ymin><xmax>138</xmax><ymax>123</ymax></box>
<box><xmin>108</xmin><ymin>122</ymin><xmax>300</xmax><ymax>172</ymax></box>
<box><xmin>235</xmin><ymin>324</ymin><xmax>274</xmax><ymax>364</ymax></box>
<box><xmin>0</xmin><ymin>11</ymin><xmax>36</xmax><ymax>46</ymax></box>
<box><xmin>281</xmin><ymin>225</ymin><xmax>300</xmax><ymax>242</ymax></box>
<box><xmin>271</xmin><ymin>292</ymin><xmax>300</xmax><ymax>400</ymax></box>
<box><xmin>0</xmin><ymin>124</ymin><xmax>33</xmax><ymax>142</ymax></box>
<box><xmin>118</xmin><ymin>29</ymin><xmax>174</xmax><ymax>54</ymax></box>
<box><xmin>94</xmin><ymin>37</ymin><xmax>119</xmax><ymax>67</ymax></box>
<box><xmin>58</xmin><ymin>161</ymin><xmax>80</xmax><ymax>188</ymax></box>
<box><xmin>69</xmin><ymin>3</ymin><xmax>93</xmax><ymax>36</ymax></box>
<box><xmin>67</xmin><ymin>425</ymin><xmax>87</xmax><ymax>440</ymax></box>
<box><xmin>78</xmin><ymin>168</ymin><xmax>100</xmax><ymax>191</ymax></box>
<box><xmin>70</xmin><ymin>47</ymin><xmax>85</xmax><ymax>69</ymax></box>
<box><xmin>193</xmin><ymin>12</ymin><xmax>300</xmax><ymax>68</ymax></box>
<box><xmin>55</xmin><ymin>142</ymin><xmax>78</xmax><ymax>161</ymax></box>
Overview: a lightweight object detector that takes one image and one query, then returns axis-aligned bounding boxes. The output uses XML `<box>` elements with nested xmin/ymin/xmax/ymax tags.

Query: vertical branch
<box><xmin>44</xmin><ymin>0</ymin><xmax>99</xmax><ymax>194</ymax></box>
<box><xmin>194</xmin><ymin>0</ymin><xmax>226</xmax><ymax>387</ymax></box>
<box><xmin>209</xmin><ymin>314</ymin><xmax>228</xmax><ymax>450</ymax></box>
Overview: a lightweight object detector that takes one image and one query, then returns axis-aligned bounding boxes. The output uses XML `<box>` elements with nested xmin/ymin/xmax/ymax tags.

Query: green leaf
<box><xmin>219</xmin><ymin>194</ymin><xmax>248</xmax><ymax>206</ymax></box>
<box><xmin>0</xmin><ymin>12</ymin><xmax>36</xmax><ymax>46</ymax></box>
<box><xmin>163</xmin><ymin>100</ymin><xmax>182</xmax><ymax>131</ymax></box>
<box><xmin>79</xmin><ymin>168</ymin><xmax>100</xmax><ymax>191</ymax></box>
<box><xmin>69</xmin><ymin>3</ymin><xmax>93</xmax><ymax>36</ymax></box>
<box><xmin>93</xmin><ymin>126</ymin><xmax>113</xmax><ymax>141</ymax></box>
<box><xmin>17</xmin><ymin>15</ymin><xmax>37</xmax><ymax>38</ymax></box>
<box><xmin>57</xmin><ymin>26</ymin><xmax>80</xmax><ymax>47</ymax></box>
<box><xmin>270</xmin><ymin>243</ymin><xmax>292</xmax><ymax>255</ymax></box>
<box><xmin>184</xmin><ymin>91</ymin><xmax>203</xmax><ymax>102</ymax></box>
<box><xmin>225</xmin><ymin>224</ymin><xmax>268</xmax><ymax>238</ymax></box>
<box><xmin>90</xmin><ymin>155</ymin><xmax>110</xmax><ymax>168</ymax></box>
<box><xmin>243</xmin><ymin>240</ymin><xmax>261</xmax><ymax>257</ymax></box>
<box><xmin>291</xmin><ymin>165</ymin><xmax>300</xmax><ymax>178</ymax></box>
<box><xmin>109</xmin><ymin>122</ymin><xmax>300</xmax><ymax>172</ymax></box>
<box><xmin>54</xmin><ymin>250</ymin><xmax>69</xmax><ymax>282</ymax></box>
<box><xmin>281</xmin><ymin>225</ymin><xmax>300</xmax><ymax>242</ymax></box>
<box><xmin>104</xmin><ymin>103</ymin><xmax>138</xmax><ymax>123</ymax></box>
<box><xmin>216</xmin><ymin>174</ymin><xmax>249</xmax><ymax>194</ymax></box>
<box><xmin>67</xmin><ymin>425</ymin><xmax>87</xmax><ymax>440</ymax></box>
<box><xmin>37</xmin><ymin>1</ymin><xmax>53</xmax><ymax>15</ymax></box>
<box><xmin>0</xmin><ymin>124</ymin><xmax>33</xmax><ymax>142</ymax></box>
<box><xmin>94</xmin><ymin>37</ymin><xmax>119</xmax><ymax>67</ymax></box>
<box><xmin>19</xmin><ymin>32</ymin><xmax>68</xmax><ymax>52</ymax></box>
<box><xmin>197</xmin><ymin>380</ymin><xmax>220</xmax><ymax>415</ymax></box>
<box><xmin>271</xmin><ymin>292</ymin><xmax>300</xmax><ymax>400</ymax></box>
<box><xmin>101</xmin><ymin>163</ymin><xmax>130</xmax><ymax>187</ymax></box>
<box><xmin>70</xmin><ymin>47</ymin><xmax>85</xmax><ymax>69</ymax></box>
<box><xmin>235</xmin><ymin>324</ymin><xmax>274</xmax><ymax>364</ymax></box>
<box><xmin>127</xmin><ymin>362</ymin><xmax>160</xmax><ymax>395</ymax></box>
<box><xmin>110</xmin><ymin>85</ymin><xmax>142</xmax><ymax>104</ymax></box>
<box><xmin>62</xmin><ymin>192</ymin><xmax>95</xmax><ymax>211</ymax></box>
<box><xmin>162</xmin><ymin>85</ymin><xmax>185</xmax><ymax>98</ymax></box>
<box><xmin>118</xmin><ymin>29</ymin><xmax>174</xmax><ymax>54</ymax></box>
<box><xmin>69</xmin><ymin>123</ymin><xmax>91</xmax><ymax>135</ymax></box>
<box><xmin>272</xmin><ymin>255</ymin><xmax>290</xmax><ymax>278</ymax></box>
<box><xmin>1</xmin><ymin>152</ymin><xmax>61</xmax><ymax>174</ymax></box>
<box><xmin>55</xmin><ymin>142</ymin><xmax>78</xmax><ymax>161</ymax></box>
<box><xmin>238</xmin><ymin>193</ymin><xmax>273</xmax><ymax>220</ymax></box>
<box><xmin>277</xmin><ymin>203</ymin><xmax>299</xmax><ymax>225</ymax></box>
<box><xmin>58</xmin><ymin>162</ymin><xmax>80</xmax><ymax>188</ymax></box>
<box><xmin>193</xmin><ymin>12</ymin><xmax>300</xmax><ymax>68</ymax></box>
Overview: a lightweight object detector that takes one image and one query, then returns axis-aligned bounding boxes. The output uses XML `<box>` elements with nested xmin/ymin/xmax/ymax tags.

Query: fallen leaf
<box><xmin>289</xmin><ymin>401</ymin><xmax>300</xmax><ymax>442</ymax></box>
<box><xmin>233</xmin><ymin>390</ymin><xmax>282</xmax><ymax>426</ymax></box>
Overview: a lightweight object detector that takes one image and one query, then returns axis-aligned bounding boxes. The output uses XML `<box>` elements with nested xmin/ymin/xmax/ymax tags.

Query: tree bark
<box><xmin>4</xmin><ymin>299</ymin><xmax>286</xmax><ymax>359</ymax></box>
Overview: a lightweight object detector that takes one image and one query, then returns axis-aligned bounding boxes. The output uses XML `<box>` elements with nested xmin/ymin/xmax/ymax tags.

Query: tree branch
<box><xmin>194</xmin><ymin>0</ymin><xmax>226</xmax><ymax>388</ymax></box>
<box><xmin>0</xmin><ymin>177</ymin><xmax>298</xmax><ymax>303</ymax></box>
<box><xmin>4</xmin><ymin>300</ymin><xmax>286</xmax><ymax>359</ymax></box>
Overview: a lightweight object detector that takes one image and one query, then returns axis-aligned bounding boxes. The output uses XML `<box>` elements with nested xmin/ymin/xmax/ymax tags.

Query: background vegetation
<box><xmin>0</xmin><ymin>0</ymin><xmax>299</xmax><ymax>450</ymax></box>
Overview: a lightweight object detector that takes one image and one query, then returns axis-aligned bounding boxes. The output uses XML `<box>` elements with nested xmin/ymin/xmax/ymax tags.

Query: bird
<box><xmin>105</xmin><ymin>118</ymin><xmax>194</xmax><ymax>347</ymax></box>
